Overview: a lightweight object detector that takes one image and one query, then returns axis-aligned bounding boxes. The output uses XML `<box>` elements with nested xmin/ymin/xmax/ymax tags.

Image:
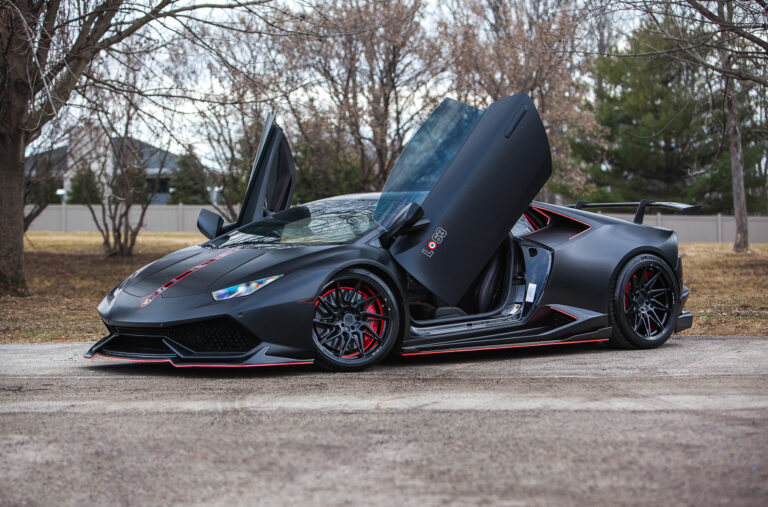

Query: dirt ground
<box><xmin>0</xmin><ymin>232</ymin><xmax>766</xmax><ymax>343</ymax></box>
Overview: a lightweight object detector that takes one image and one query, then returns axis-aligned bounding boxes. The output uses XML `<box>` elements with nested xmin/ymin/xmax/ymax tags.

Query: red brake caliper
<box><xmin>362</xmin><ymin>289</ymin><xmax>384</xmax><ymax>351</ymax></box>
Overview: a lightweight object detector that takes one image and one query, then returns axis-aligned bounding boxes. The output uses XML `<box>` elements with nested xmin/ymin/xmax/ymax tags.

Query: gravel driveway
<box><xmin>1</xmin><ymin>336</ymin><xmax>766</xmax><ymax>506</ymax></box>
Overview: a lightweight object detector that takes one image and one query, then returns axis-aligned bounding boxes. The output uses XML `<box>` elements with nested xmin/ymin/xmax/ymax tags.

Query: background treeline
<box><xmin>576</xmin><ymin>20</ymin><xmax>768</xmax><ymax>214</ymax></box>
<box><xmin>3</xmin><ymin>0</ymin><xmax>766</xmax><ymax>296</ymax></box>
<box><xmin>56</xmin><ymin>3</ymin><xmax>767</xmax><ymax>215</ymax></box>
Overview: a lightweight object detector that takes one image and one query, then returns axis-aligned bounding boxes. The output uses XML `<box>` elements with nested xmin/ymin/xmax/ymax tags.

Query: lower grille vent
<box><xmin>102</xmin><ymin>334</ymin><xmax>173</xmax><ymax>355</ymax></box>
<box><xmin>108</xmin><ymin>318</ymin><xmax>260</xmax><ymax>353</ymax></box>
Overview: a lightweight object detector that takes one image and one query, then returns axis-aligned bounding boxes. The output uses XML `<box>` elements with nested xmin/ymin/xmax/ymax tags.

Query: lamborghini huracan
<box><xmin>86</xmin><ymin>94</ymin><xmax>696</xmax><ymax>371</ymax></box>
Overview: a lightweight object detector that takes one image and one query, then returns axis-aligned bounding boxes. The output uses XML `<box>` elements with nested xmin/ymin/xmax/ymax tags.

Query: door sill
<box><xmin>410</xmin><ymin>310</ymin><xmax>523</xmax><ymax>337</ymax></box>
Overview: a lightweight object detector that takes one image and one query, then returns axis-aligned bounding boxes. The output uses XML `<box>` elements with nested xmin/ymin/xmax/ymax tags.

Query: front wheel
<box><xmin>609</xmin><ymin>254</ymin><xmax>680</xmax><ymax>349</ymax></box>
<box><xmin>312</xmin><ymin>268</ymin><xmax>401</xmax><ymax>371</ymax></box>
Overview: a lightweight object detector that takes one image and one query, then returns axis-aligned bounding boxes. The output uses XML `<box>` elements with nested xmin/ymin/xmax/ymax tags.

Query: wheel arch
<box><xmin>320</xmin><ymin>260</ymin><xmax>410</xmax><ymax>351</ymax></box>
<box><xmin>607</xmin><ymin>247</ymin><xmax>681</xmax><ymax>349</ymax></box>
<box><xmin>538</xmin><ymin>222</ymin><xmax>679</xmax><ymax>317</ymax></box>
<box><xmin>607</xmin><ymin>242</ymin><xmax>679</xmax><ymax>296</ymax></box>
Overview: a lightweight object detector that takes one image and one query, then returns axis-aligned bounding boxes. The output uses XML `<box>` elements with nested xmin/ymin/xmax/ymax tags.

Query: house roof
<box><xmin>109</xmin><ymin>137</ymin><xmax>180</xmax><ymax>176</ymax></box>
<box><xmin>25</xmin><ymin>145</ymin><xmax>68</xmax><ymax>177</ymax></box>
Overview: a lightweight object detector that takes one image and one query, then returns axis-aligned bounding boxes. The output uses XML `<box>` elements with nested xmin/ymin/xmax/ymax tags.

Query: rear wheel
<box><xmin>312</xmin><ymin>269</ymin><xmax>400</xmax><ymax>371</ymax></box>
<box><xmin>609</xmin><ymin>254</ymin><xmax>680</xmax><ymax>349</ymax></box>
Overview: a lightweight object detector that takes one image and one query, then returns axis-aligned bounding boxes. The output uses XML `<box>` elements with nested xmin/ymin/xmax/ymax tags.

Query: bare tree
<box><xmin>23</xmin><ymin>119</ymin><xmax>67</xmax><ymax>230</ymax></box>
<box><xmin>22</xmin><ymin>110</ymin><xmax>98</xmax><ymax>230</ymax></box>
<box><xmin>198</xmin><ymin>101</ymin><xmax>266</xmax><ymax>222</ymax></box>
<box><xmin>440</xmin><ymin>0</ymin><xmax>604</xmax><ymax>193</ymax></box>
<box><xmin>279</xmin><ymin>0</ymin><xmax>444</xmax><ymax>190</ymax></box>
<box><xmin>0</xmin><ymin>0</ymin><xmax>271</xmax><ymax>295</ymax></box>
<box><xmin>189</xmin><ymin>25</ymin><xmax>277</xmax><ymax>221</ymax></box>
<box><xmin>74</xmin><ymin>92</ymin><xmax>173</xmax><ymax>256</ymax></box>
<box><xmin>717</xmin><ymin>3</ymin><xmax>749</xmax><ymax>251</ymax></box>
<box><xmin>601</xmin><ymin>1</ymin><xmax>768</xmax><ymax>88</ymax></box>
<box><xmin>589</xmin><ymin>0</ymin><xmax>768</xmax><ymax>251</ymax></box>
<box><xmin>756</xmin><ymin>84</ymin><xmax>768</xmax><ymax>215</ymax></box>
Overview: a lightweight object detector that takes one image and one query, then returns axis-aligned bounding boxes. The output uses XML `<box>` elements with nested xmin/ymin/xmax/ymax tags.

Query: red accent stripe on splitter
<box><xmin>401</xmin><ymin>338</ymin><xmax>609</xmax><ymax>356</ymax></box>
<box><xmin>89</xmin><ymin>354</ymin><xmax>314</xmax><ymax>368</ymax></box>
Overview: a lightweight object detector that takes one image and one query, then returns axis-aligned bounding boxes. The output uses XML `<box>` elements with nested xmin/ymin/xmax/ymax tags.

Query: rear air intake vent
<box><xmin>548</xmin><ymin>308</ymin><xmax>577</xmax><ymax>328</ymax></box>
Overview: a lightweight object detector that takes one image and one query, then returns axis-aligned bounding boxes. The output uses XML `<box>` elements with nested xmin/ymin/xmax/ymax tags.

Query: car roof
<box><xmin>318</xmin><ymin>192</ymin><xmax>381</xmax><ymax>201</ymax></box>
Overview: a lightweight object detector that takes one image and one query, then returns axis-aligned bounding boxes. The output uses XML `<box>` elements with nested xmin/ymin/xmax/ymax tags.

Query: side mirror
<box><xmin>380</xmin><ymin>202</ymin><xmax>429</xmax><ymax>248</ymax></box>
<box><xmin>197</xmin><ymin>209</ymin><xmax>224</xmax><ymax>239</ymax></box>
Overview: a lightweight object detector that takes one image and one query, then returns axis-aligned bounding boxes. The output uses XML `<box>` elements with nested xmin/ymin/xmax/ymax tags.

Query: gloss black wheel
<box><xmin>609</xmin><ymin>254</ymin><xmax>680</xmax><ymax>349</ymax></box>
<box><xmin>312</xmin><ymin>268</ymin><xmax>400</xmax><ymax>371</ymax></box>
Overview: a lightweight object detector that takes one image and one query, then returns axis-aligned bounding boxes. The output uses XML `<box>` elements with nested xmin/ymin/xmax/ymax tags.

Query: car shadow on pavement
<box><xmin>386</xmin><ymin>343</ymin><xmax>616</xmax><ymax>366</ymax></box>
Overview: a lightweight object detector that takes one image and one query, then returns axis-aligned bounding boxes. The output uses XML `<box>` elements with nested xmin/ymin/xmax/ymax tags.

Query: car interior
<box><xmin>407</xmin><ymin>233</ymin><xmax>527</xmax><ymax>325</ymax></box>
<box><xmin>403</xmin><ymin>206</ymin><xmax>551</xmax><ymax>325</ymax></box>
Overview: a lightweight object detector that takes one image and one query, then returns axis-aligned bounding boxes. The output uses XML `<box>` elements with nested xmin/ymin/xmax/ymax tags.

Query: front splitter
<box><xmin>85</xmin><ymin>353</ymin><xmax>315</xmax><ymax>368</ymax></box>
<box><xmin>84</xmin><ymin>336</ymin><xmax>315</xmax><ymax>368</ymax></box>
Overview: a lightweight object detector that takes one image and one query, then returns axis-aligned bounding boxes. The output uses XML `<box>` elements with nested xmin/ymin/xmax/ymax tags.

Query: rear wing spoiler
<box><xmin>567</xmin><ymin>200</ymin><xmax>702</xmax><ymax>224</ymax></box>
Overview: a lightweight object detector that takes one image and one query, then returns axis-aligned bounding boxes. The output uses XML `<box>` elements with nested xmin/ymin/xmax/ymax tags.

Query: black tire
<box><xmin>311</xmin><ymin>268</ymin><xmax>401</xmax><ymax>371</ymax></box>
<box><xmin>609</xmin><ymin>253</ymin><xmax>680</xmax><ymax>349</ymax></box>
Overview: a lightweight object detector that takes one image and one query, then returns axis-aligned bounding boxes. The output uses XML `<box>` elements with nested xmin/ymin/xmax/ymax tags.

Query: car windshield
<box><xmin>216</xmin><ymin>197</ymin><xmax>378</xmax><ymax>247</ymax></box>
<box><xmin>373</xmin><ymin>98</ymin><xmax>484</xmax><ymax>229</ymax></box>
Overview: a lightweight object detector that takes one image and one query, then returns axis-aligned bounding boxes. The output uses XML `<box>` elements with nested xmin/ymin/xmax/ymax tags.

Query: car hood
<box><xmin>121</xmin><ymin>244</ymin><xmax>338</xmax><ymax>299</ymax></box>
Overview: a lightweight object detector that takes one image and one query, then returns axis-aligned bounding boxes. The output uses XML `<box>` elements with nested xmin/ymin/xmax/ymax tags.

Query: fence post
<box><xmin>656</xmin><ymin>212</ymin><xmax>662</xmax><ymax>227</ymax></box>
<box><xmin>177</xmin><ymin>202</ymin><xmax>183</xmax><ymax>232</ymax></box>
<box><xmin>716</xmin><ymin>213</ymin><xmax>722</xmax><ymax>243</ymax></box>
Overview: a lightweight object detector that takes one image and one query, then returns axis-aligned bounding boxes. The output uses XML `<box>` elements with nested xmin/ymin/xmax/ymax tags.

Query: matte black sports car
<box><xmin>86</xmin><ymin>94</ymin><xmax>695</xmax><ymax>371</ymax></box>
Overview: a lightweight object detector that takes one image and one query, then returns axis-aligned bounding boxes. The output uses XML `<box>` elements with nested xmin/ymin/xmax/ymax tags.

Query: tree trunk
<box><xmin>724</xmin><ymin>82</ymin><xmax>749</xmax><ymax>252</ymax></box>
<box><xmin>0</xmin><ymin>128</ymin><xmax>29</xmax><ymax>296</ymax></box>
<box><xmin>715</xmin><ymin>1</ymin><xmax>749</xmax><ymax>253</ymax></box>
<box><xmin>0</xmin><ymin>20</ymin><xmax>33</xmax><ymax>296</ymax></box>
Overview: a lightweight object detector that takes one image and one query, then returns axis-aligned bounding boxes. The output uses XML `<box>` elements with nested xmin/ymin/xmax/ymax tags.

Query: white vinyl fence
<box><xmin>26</xmin><ymin>204</ymin><xmax>223</xmax><ymax>235</ymax></box>
<box><xmin>25</xmin><ymin>204</ymin><xmax>768</xmax><ymax>243</ymax></box>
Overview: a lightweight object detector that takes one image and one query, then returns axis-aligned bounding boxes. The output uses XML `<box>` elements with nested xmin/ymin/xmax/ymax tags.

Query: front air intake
<box><xmin>108</xmin><ymin>318</ymin><xmax>260</xmax><ymax>353</ymax></box>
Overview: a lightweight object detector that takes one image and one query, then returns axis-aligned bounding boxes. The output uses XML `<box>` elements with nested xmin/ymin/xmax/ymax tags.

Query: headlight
<box><xmin>211</xmin><ymin>275</ymin><xmax>282</xmax><ymax>301</ymax></box>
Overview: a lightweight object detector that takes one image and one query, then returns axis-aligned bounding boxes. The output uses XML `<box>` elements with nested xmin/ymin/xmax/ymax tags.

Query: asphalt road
<box><xmin>1</xmin><ymin>336</ymin><xmax>766</xmax><ymax>506</ymax></box>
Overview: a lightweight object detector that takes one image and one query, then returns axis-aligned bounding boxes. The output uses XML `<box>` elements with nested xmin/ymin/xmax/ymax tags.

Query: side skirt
<box><xmin>400</xmin><ymin>327</ymin><xmax>612</xmax><ymax>356</ymax></box>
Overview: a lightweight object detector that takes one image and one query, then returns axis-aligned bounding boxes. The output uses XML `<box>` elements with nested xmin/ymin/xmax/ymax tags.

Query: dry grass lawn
<box><xmin>678</xmin><ymin>243</ymin><xmax>768</xmax><ymax>337</ymax></box>
<box><xmin>1</xmin><ymin>232</ymin><xmax>204</xmax><ymax>344</ymax></box>
<box><xmin>0</xmin><ymin>233</ymin><xmax>766</xmax><ymax>344</ymax></box>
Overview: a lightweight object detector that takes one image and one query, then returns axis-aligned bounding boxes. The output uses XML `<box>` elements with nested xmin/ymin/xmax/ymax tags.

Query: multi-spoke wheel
<box><xmin>609</xmin><ymin>254</ymin><xmax>680</xmax><ymax>349</ymax></box>
<box><xmin>312</xmin><ymin>268</ymin><xmax>400</xmax><ymax>371</ymax></box>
